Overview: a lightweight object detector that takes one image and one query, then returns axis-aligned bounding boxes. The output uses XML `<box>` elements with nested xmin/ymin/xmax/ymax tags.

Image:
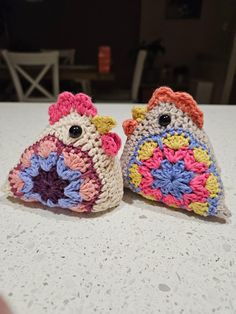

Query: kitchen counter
<box><xmin>0</xmin><ymin>102</ymin><xmax>235</xmax><ymax>314</ymax></box>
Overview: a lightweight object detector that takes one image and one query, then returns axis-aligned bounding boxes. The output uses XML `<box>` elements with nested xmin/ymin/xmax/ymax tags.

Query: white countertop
<box><xmin>0</xmin><ymin>102</ymin><xmax>236</xmax><ymax>314</ymax></box>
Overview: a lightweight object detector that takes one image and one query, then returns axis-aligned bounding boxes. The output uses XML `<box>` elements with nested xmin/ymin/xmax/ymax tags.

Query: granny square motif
<box><xmin>6</xmin><ymin>92</ymin><xmax>123</xmax><ymax>213</ymax></box>
<box><xmin>121</xmin><ymin>86</ymin><xmax>229</xmax><ymax>219</ymax></box>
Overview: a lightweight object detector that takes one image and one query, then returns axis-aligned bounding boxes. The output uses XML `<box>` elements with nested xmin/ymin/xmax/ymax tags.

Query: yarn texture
<box><xmin>6</xmin><ymin>92</ymin><xmax>123</xmax><ymax>213</ymax></box>
<box><xmin>121</xmin><ymin>86</ymin><xmax>229</xmax><ymax>219</ymax></box>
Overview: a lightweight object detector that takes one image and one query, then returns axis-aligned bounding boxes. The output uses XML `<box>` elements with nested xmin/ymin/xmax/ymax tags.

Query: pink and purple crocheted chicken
<box><xmin>6</xmin><ymin>92</ymin><xmax>123</xmax><ymax>213</ymax></box>
<box><xmin>121</xmin><ymin>87</ymin><xmax>229</xmax><ymax>219</ymax></box>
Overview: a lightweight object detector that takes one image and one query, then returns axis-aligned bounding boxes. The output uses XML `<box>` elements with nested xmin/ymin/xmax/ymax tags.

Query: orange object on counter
<box><xmin>98</xmin><ymin>46</ymin><xmax>111</xmax><ymax>74</ymax></box>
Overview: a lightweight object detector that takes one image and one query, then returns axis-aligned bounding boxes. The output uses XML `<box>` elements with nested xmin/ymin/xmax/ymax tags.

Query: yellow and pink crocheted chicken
<box><xmin>121</xmin><ymin>87</ymin><xmax>229</xmax><ymax>219</ymax></box>
<box><xmin>6</xmin><ymin>92</ymin><xmax>123</xmax><ymax>213</ymax></box>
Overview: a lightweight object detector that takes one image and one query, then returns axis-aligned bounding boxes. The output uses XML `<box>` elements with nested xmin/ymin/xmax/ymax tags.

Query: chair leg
<box><xmin>81</xmin><ymin>80</ymin><xmax>92</xmax><ymax>95</ymax></box>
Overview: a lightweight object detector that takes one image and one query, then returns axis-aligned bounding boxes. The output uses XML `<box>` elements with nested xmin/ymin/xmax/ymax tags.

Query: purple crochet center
<box><xmin>32</xmin><ymin>166</ymin><xmax>69</xmax><ymax>203</ymax></box>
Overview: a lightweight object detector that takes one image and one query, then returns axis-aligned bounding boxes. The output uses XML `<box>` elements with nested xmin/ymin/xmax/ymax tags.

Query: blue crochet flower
<box><xmin>19</xmin><ymin>152</ymin><xmax>83</xmax><ymax>208</ymax></box>
<box><xmin>151</xmin><ymin>160</ymin><xmax>194</xmax><ymax>199</ymax></box>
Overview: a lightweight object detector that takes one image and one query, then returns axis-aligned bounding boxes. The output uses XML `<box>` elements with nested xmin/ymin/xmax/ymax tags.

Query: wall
<box><xmin>1</xmin><ymin>0</ymin><xmax>236</xmax><ymax>100</ymax></box>
<box><xmin>140</xmin><ymin>0</ymin><xmax>236</xmax><ymax>102</ymax></box>
<box><xmin>140</xmin><ymin>0</ymin><xmax>236</xmax><ymax>66</ymax></box>
<box><xmin>1</xmin><ymin>0</ymin><xmax>141</xmax><ymax>85</ymax></box>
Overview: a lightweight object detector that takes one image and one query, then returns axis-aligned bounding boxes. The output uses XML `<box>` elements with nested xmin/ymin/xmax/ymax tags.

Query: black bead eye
<box><xmin>69</xmin><ymin>125</ymin><xmax>83</xmax><ymax>138</ymax></box>
<box><xmin>159</xmin><ymin>114</ymin><xmax>171</xmax><ymax>127</ymax></box>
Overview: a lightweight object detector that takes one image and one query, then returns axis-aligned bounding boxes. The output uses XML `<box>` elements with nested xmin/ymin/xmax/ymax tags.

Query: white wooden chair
<box><xmin>94</xmin><ymin>49</ymin><xmax>147</xmax><ymax>102</ymax></box>
<box><xmin>42</xmin><ymin>49</ymin><xmax>75</xmax><ymax>65</ymax></box>
<box><xmin>58</xmin><ymin>49</ymin><xmax>90</xmax><ymax>94</ymax></box>
<box><xmin>221</xmin><ymin>33</ymin><xmax>236</xmax><ymax>104</ymax></box>
<box><xmin>1</xmin><ymin>50</ymin><xmax>59</xmax><ymax>102</ymax></box>
<box><xmin>58</xmin><ymin>49</ymin><xmax>90</xmax><ymax>93</ymax></box>
<box><xmin>131</xmin><ymin>49</ymin><xmax>147</xmax><ymax>101</ymax></box>
<box><xmin>41</xmin><ymin>49</ymin><xmax>91</xmax><ymax>93</ymax></box>
<box><xmin>0</xmin><ymin>50</ymin><xmax>5</xmax><ymax>65</ymax></box>
<box><xmin>59</xmin><ymin>49</ymin><xmax>75</xmax><ymax>65</ymax></box>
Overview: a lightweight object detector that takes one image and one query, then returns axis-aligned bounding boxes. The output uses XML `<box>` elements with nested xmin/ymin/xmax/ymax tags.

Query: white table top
<box><xmin>0</xmin><ymin>102</ymin><xmax>236</xmax><ymax>314</ymax></box>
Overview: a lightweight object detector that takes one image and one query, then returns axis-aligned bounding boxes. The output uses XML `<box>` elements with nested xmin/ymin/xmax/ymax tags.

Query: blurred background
<box><xmin>0</xmin><ymin>0</ymin><xmax>236</xmax><ymax>104</ymax></box>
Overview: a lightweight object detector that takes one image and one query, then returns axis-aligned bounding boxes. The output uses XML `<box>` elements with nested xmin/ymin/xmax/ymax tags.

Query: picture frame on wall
<box><xmin>166</xmin><ymin>0</ymin><xmax>202</xmax><ymax>19</ymax></box>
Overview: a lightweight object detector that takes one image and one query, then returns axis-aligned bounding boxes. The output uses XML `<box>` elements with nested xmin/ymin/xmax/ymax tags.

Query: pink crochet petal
<box><xmin>139</xmin><ymin>165</ymin><xmax>154</xmax><ymax>188</ymax></box>
<box><xmin>162</xmin><ymin>195</ymin><xmax>182</xmax><ymax>207</ymax></box>
<box><xmin>63</xmin><ymin>151</ymin><xmax>91</xmax><ymax>172</ymax></box>
<box><xmin>184</xmin><ymin>150</ymin><xmax>208</xmax><ymax>173</ymax></box>
<box><xmin>37</xmin><ymin>140</ymin><xmax>57</xmax><ymax>158</ymax></box>
<box><xmin>182</xmin><ymin>193</ymin><xmax>207</xmax><ymax>208</ymax></box>
<box><xmin>190</xmin><ymin>173</ymin><xmax>210</xmax><ymax>198</ymax></box>
<box><xmin>142</xmin><ymin>186</ymin><xmax>162</xmax><ymax>201</ymax></box>
<box><xmin>8</xmin><ymin>168</ymin><xmax>24</xmax><ymax>196</ymax></box>
<box><xmin>142</xmin><ymin>147</ymin><xmax>163</xmax><ymax>169</ymax></box>
<box><xmin>80</xmin><ymin>179</ymin><xmax>99</xmax><ymax>201</ymax></box>
<box><xmin>20</xmin><ymin>148</ymin><xmax>34</xmax><ymax>168</ymax></box>
<box><xmin>101</xmin><ymin>132</ymin><xmax>121</xmax><ymax>157</ymax></box>
<box><xmin>163</xmin><ymin>146</ymin><xmax>188</xmax><ymax>163</ymax></box>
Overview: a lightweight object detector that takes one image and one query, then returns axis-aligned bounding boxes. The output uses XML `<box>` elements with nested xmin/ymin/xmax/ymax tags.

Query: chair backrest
<box><xmin>131</xmin><ymin>49</ymin><xmax>147</xmax><ymax>102</ymax></box>
<box><xmin>42</xmin><ymin>49</ymin><xmax>75</xmax><ymax>65</ymax></box>
<box><xmin>58</xmin><ymin>49</ymin><xmax>75</xmax><ymax>65</ymax></box>
<box><xmin>0</xmin><ymin>50</ymin><xmax>5</xmax><ymax>65</ymax></box>
<box><xmin>221</xmin><ymin>33</ymin><xmax>236</xmax><ymax>104</ymax></box>
<box><xmin>1</xmin><ymin>50</ymin><xmax>59</xmax><ymax>102</ymax></box>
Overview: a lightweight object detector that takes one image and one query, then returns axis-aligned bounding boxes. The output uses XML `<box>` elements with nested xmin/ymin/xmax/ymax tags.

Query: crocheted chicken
<box><xmin>121</xmin><ymin>87</ymin><xmax>229</xmax><ymax>219</ymax></box>
<box><xmin>6</xmin><ymin>92</ymin><xmax>123</xmax><ymax>213</ymax></box>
